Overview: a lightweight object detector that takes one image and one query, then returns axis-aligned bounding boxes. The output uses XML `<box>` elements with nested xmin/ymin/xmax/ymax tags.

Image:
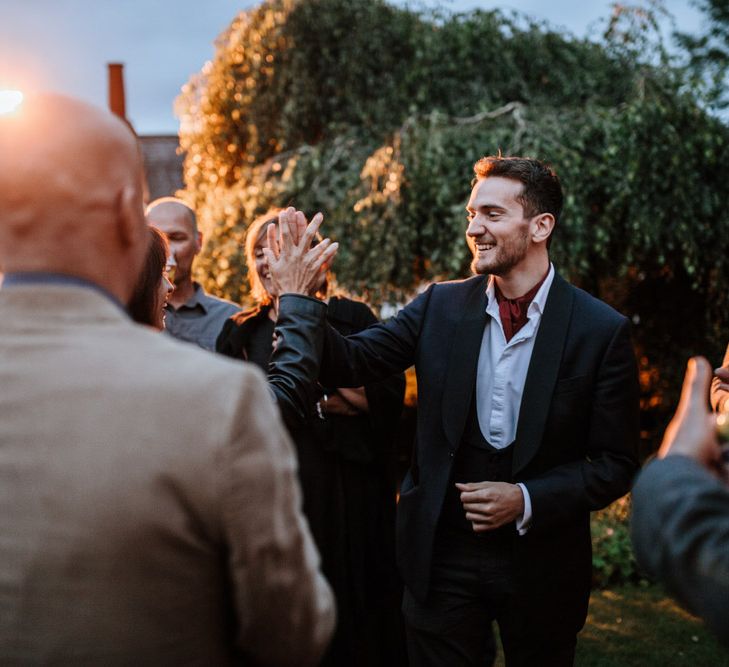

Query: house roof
<box><xmin>139</xmin><ymin>135</ymin><xmax>184</xmax><ymax>201</ymax></box>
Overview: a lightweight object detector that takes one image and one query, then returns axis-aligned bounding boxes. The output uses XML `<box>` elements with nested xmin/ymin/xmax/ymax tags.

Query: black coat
<box><xmin>217</xmin><ymin>296</ymin><xmax>406</xmax><ymax>666</ymax></box>
<box><xmin>217</xmin><ymin>298</ymin><xmax>326</xmax><ymax>431</ymax></box>
<box><xmin>279</xmin><ymin>272</ymin><xmax>640</xmax><ymax>637</ymax></box>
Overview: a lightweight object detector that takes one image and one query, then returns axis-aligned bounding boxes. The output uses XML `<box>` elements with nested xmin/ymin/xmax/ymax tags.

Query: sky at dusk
<box><xmin>0</xmin><ymin>0</ymin><xmax>703</xmax><ymax>135</ymax></box>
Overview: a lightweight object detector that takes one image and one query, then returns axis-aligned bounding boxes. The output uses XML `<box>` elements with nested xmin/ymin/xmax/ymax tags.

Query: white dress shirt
<box><xmin>476</xmin><ymin>264</ymin><xmax>555</xmax><ymax>533</ymax></box>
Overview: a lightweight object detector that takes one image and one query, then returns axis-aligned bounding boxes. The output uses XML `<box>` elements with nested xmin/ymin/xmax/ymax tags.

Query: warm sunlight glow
<box><xmin>0</xmin><ymin>90</ymin><xmax>24</xmax><ymax>116</ymax></box>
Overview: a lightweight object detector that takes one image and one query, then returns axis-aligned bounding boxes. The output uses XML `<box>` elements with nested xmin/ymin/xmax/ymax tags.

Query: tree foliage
<box><xmin>176</xmin><ymin>0</ymin><xmax>729</xmax><ymax>452</ymax></box>
<box><xmin>676</xmin><ymin>0</ymin><xmax>729</xmax><ymax>108</ymax></box>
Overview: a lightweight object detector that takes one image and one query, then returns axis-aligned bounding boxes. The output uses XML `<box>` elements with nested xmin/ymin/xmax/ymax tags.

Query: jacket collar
<box><xmin>441</xmin><ymin>275</ymin><xmax>489</xmax><ymax>450</ymax></box>
<box><xmin>512</xmin><ymin>272</ymin><xmax>574</xmax><ymax>474</ymax></box>
<box><xmin>0</xmin><ymin>282</ymin><xmax>132</xmax><ymax>327</ymax></box>
<box><xmin>2</xmin><ymin>272</ymin><xmax>126</xmax><ymax>314</ymax></box>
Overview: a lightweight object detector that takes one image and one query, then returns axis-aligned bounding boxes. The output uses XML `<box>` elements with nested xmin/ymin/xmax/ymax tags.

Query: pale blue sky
<box><xmin>0</xmin><ymin>0</ymin><xmax>702</xmax><ymax>134</ymax></box>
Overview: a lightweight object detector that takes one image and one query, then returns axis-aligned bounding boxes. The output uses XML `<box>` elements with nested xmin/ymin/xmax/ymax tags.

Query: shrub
<box><xmin>591</xmin><ymin>494</ymin><xmax>645</xmax><ymax>589</ymax></box>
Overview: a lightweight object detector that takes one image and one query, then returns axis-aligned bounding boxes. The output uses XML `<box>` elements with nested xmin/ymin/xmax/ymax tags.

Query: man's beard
<box><xmin>470</xmin><ymin>230</ymin><xmax>530</xmax><ymax>276</ymax></box>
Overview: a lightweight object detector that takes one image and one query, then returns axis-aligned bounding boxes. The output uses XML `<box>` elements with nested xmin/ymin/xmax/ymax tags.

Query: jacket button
<box><xmin>449</xmin><ymin>451</ymin><xmax>454</xmax><ymax>458</ymax></box>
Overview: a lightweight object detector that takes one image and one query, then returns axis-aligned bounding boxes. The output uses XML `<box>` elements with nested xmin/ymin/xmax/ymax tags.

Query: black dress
<box><xmin>217</xmin><ymin>297</ymin><xmax>406</xmax><ymax>666</ymax></box>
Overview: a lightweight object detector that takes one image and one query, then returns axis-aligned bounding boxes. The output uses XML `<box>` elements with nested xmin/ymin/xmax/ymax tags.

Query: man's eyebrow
<box><xmin>467</xmin><ymin>202</ymin><xmax>507</xmax><ymax>211</ymax></box>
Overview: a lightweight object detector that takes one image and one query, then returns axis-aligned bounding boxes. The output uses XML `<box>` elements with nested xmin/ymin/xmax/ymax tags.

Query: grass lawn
<box><xmin>493</xmin><ymin>585</ymin><xmax>728</xmax><ymax>666</ymax></box>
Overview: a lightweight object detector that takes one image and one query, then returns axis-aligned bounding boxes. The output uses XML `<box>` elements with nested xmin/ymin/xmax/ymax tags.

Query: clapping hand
<box><xmin>263</xmin><ymin>207</ymin><xmax>338</xmax><ymax>298</ymax></box>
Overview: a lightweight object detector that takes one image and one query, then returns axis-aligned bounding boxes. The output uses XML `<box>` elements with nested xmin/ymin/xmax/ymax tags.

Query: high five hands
<box><xmin>263</xmin><ymin>207</ymin><xmax>339</xmax><ymax>298</ymax></box>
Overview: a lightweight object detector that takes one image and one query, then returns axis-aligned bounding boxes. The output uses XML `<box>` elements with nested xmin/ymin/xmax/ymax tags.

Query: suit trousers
<box><xmin>402</xmin><ymin>528</ymin><xmax>576</xmax><ymax>667</ymax></box>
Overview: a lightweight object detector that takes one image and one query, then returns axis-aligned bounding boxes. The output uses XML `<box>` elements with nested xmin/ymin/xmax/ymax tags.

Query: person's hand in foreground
<box><xmin>659</xmin><ymin>357</ymin><xmax>723</xmax><ymax>475</ymax></box>
<box><xmin>631</xmin><ymin>357</ymin><xmax>729</xmax><ymax>648</ymax></box>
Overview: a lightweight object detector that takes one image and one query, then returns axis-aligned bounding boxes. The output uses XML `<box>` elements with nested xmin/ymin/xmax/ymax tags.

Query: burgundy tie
<box><xmin>494</xmin><ymin>273</ymin><xmax>548</xmax><ymax>342</ymax></box>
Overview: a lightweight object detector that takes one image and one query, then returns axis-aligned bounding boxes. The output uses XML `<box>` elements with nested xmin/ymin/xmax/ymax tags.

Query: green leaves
<box><xmin>177</xmin><ymin>0</ymin><xmax>729</xmax><ymax>451</ymax></box>
<box><xmin>177</xmin><ymin>1</ymin><xmax>646</xmax><ymax>301</ymax></box>
<box><xmin>591</xmin><ymin>495</ymin><xmax>643</xmax><ymax>589</ymax></box>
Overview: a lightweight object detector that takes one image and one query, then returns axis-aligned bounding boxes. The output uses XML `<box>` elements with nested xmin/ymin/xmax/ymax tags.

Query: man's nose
<box><xmin>466</xmin><ymin>215</ymin><xmax>484</xmax><ymax>237</ymax></box>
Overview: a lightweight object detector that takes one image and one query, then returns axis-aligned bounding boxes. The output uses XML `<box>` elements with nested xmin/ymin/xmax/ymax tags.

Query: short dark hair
<box><xmin>473</xmin><ymin>156</ymin><xmax>563</xmax><ymax>245</ymax></box>
<box><xmin>129</xmin><ymin>226</ymin><xmax>169</xmax><ymax>326</ymax></box>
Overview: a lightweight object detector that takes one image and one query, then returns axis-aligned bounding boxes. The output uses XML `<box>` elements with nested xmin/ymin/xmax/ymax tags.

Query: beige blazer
<box><xmin>0</xmin><ymin>284</ymin><xmax>334</xmax><ymax>665</ymax></box>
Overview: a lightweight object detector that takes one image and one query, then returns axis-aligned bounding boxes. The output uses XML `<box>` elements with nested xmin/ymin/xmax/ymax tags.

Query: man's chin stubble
<box><xmin>471</xmin><ymin>258</ymin><xmax>501</xmax><ymax>276</ymax></box>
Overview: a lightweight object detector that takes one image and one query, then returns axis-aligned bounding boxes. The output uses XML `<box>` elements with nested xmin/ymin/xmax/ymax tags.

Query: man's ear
<box><xmin>116</xmin><ymin>184</ymin><xmax>146</xmax><ymax>249</ymax></box>
<box><xmin>531</xmin><ymin>213</ymin><xmax>555</xmax><ymax>245</ymax></box>
<box><xmin>195</xmin><ymin>231</ymin><xmax>203</xmax><ymax>253</ymax></box>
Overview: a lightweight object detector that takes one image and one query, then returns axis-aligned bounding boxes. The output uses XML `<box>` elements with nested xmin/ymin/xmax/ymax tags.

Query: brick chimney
<box><xmin>106</xmin><ymin>63</ymin><xmax>151</xmax><ymax>204</ymax></box>
<box><xmin>108</xmin><ymin>63</ymin><xmax>126</xmax><ymax>119</ymax></box>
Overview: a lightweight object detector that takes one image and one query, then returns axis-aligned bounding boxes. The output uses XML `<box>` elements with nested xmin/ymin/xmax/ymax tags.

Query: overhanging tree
<box><xmin>176</xmin><ymin>0</ymin><xmax>729</xmax><ymax>453</ymax></box>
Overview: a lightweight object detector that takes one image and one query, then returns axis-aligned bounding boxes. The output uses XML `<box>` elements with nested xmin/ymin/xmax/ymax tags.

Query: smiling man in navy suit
<box><xmin>271</xmin><ymin>155</ymin><xmax>640</xmax><ymax>666</ymax></box>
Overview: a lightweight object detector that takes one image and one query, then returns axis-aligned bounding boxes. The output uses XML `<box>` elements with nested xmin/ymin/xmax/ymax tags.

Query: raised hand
<box><xmin>263</xmin><ymin>208</ymin><xmax>338</xmax><ymax>298</ymax></box>
<box><xmin>659</xmin><ymin>357</ymin><xmax>722</xmax><ymax>472</ymax></box>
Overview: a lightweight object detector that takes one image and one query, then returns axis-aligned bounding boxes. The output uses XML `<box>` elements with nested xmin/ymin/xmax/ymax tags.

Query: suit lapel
<box><xmin>441</xmin><ymin>276</ymin><xmax>488</xmax><ymax>450</ymax></box>
<box><xmin>512</xmin><ymin>273</ymin><xmax>575</xmax><ymax>475</ymax></box>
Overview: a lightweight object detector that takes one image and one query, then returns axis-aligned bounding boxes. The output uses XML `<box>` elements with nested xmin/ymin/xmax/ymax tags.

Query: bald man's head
<box><xmin>146</xmin><ymin>198</ymin><xmax>201</xmax><ymax>287</ymax></box>
<box><xmin>0</xmin><ymin>93</ymin><xmax>148</xmax><ymax>303</ymax></box>
<box><xmin>146</xmin><ymin>198</ymin><xmax>197</xmax><ymax>234</ymax></box>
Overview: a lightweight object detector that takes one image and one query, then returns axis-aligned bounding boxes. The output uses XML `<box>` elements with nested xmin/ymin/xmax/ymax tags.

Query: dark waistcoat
<box><xmin>439</xmin><ymin>388</ymin><xmax>515</xmax><ymax>548</ymax></box>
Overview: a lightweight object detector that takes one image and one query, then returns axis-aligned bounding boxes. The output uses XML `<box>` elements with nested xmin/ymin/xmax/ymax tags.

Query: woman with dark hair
<box><xmin>128</xmin><ymin>226</ymin><xmax>174</xmax><ymax>330</ymax></box>
<box><xmin>217</xmin><ymin>210</ymin><xmax>406</xmax><ymax>667</ymax></box>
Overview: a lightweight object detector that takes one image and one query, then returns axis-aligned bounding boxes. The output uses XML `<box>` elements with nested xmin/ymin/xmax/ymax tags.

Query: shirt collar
<box><xmin>485</xmin><ymin>263</ymin><xmax>555</xmax><ymax>320</ymax></box>
<box><xmin>178</xmin><ymin>282</ymin><xmax>209</xmax><ymax>313</ymax></box>
<box><xmin>1</xmin><ymin>272</ymin><xmax>127</xmax><ymax>314</ymax></box>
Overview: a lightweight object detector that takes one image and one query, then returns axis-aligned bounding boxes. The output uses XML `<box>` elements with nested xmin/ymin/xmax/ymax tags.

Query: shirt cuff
<box><xmin>279</xmin><ymin>293</ymin><xmax>326</xmax><ymax>307</ymax></box>
<box><xmin>515</xmin><ymin>482</ymin><xmax>532</xmax><ymax>536</ymax></box>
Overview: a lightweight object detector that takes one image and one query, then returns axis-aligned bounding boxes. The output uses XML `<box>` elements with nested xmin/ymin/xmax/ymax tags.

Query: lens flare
<box><xmin>0</xmin><ymin>90</ymin><xmax>24</xmax><ymax>116</ymax></box>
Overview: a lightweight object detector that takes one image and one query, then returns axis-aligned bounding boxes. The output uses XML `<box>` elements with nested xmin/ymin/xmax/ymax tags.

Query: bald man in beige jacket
<box><xmin>0</xmin><ymin>94</ymin><xmax>334</xmax><ymax>665</ymax></box>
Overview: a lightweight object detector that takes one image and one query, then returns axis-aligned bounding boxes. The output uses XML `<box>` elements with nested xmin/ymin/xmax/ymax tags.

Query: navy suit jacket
<box><xmin>280</xmin><ymin>272</ymin><xmax>639</xmax><ymax>633</ymax></box>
